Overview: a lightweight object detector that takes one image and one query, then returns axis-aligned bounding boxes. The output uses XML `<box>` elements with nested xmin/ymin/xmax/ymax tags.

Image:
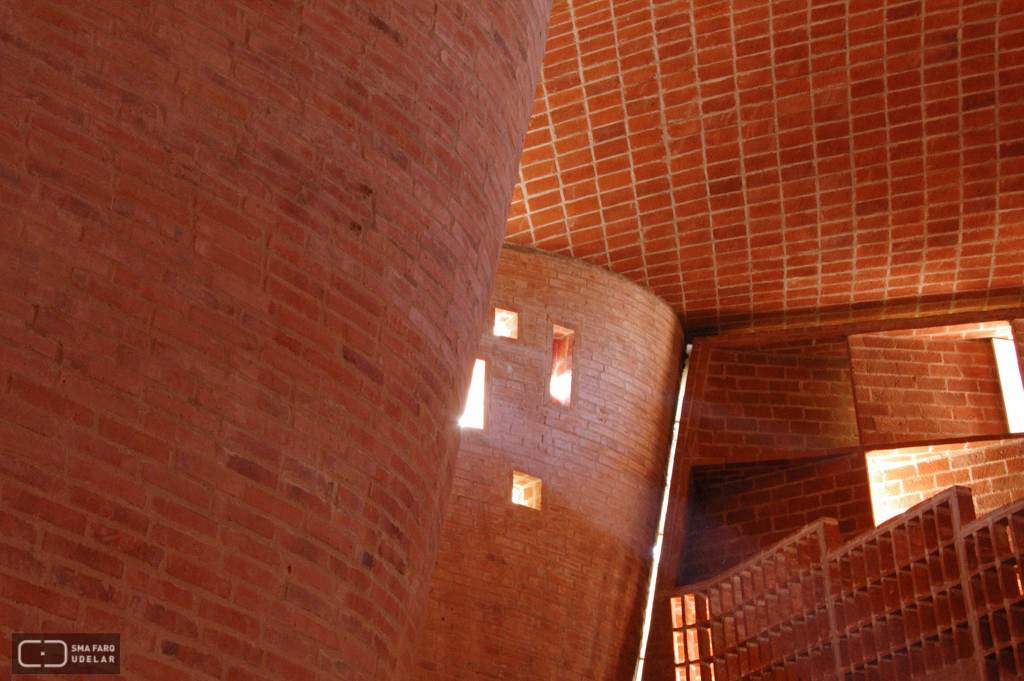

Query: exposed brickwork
<box><xmin>850</xmin><ymin>334</ymin><xmax>1007</xmax><ymax>446</ymax></box>
<box><xmin>0</xmin><ymin>1</ymin><xmax>551</xmax><ymax>679</ymax></box>
<box><xmin>680</xmin><ymin>452</ymin><xmax>874</xmax><ymax>585</ymax></box>
<box><xmin>646</xmin><ymin>308</ymin><xmax>1024</xmax><ymax>681</ymax></box>
<box><xmin>506</xmin><ymin>0</ymin><xmax>1024</xmax><ymax>334</ymax></box>
<box><xmin>868</xmin><ymin>320</ymin><xmax>1013</xmax><ymax>341</ymax></box>
<box><xmin>688</xmin><ymin>341</ymin><xmax>860</xmax><ymax>463</ymax></box>
<box><xmin>868</xmin><ymin>438</ymin><xmax>1024</xmax><ymax>523</ymax></box>
<box><xmin>414</xmin><ymin>246</ymin><xmax>683</xmax><ymax>681</ymax></box>
<box><xmin>663</xmin><ymin>487</ymin><xmax>1024</xmax><ymax>681</ymax></box>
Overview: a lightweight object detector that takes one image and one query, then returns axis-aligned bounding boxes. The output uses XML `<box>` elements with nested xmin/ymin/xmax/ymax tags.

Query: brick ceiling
<box><xmin>504</xmin><ymin>0</ymin><xmax>1024</xmax><ymax>334</ymax></box>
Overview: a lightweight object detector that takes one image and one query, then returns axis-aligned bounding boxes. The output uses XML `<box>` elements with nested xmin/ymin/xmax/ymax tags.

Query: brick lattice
<box><xmin>649</xmin><ymin>309</ymin><xmax>1024</xmax><ymax>681</ymax></box>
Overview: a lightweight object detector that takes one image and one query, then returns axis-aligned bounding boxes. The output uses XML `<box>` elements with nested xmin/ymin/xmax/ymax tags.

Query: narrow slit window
<box><xmin>511</xmin><ymin>471</ymin><xmax>541</xmax><ymax>509</ymax></box>
<box><xmin>550</xmin><ymin>325</ymin><xmax>574</xmax><ymax>406</ymax></box>
<box><xmin>493</xmin><ymin>308</ymin><xmax>518</xmax><ymax>338</ymax></box>
<box><xmin>992</xmin><ymin>338</ymin><xmax>1024</xmax><ymax>432</ymax></box>
<box><xmin>459</xmin><ymin>359</ymin><xmax>485</xmax><ymax>429</ymax></box>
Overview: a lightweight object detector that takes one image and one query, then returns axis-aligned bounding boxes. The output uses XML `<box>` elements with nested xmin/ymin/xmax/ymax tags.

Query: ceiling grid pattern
<box><xmin>506</xmin><ymin>0</ymin><xmax>1024</xmax><ymax>334</ymax></box>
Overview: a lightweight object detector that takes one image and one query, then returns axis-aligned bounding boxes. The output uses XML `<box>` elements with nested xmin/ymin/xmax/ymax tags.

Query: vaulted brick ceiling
<box><xmin>505</xmin><ymin>0</ymin><xmax>1024</xmax><ymax>334</ymax></box>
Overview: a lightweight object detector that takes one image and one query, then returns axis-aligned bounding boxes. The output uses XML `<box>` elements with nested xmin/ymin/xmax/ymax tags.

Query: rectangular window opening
<box><xmin>992</xmin><ymin>338</ymin><xmax>1024</xmax><ymax>432</ymax></box>
<box><xmin>670</xmin><ymin>597</ymin><xmax>684</xmax><ymax>630</ymax></box>
<box><xmin>512</xmin><ymin>471</ymin><xmax>541</xmax><ymax>510</ymax></box>
<box><xmin>493</xmin><ymin>308</ymin><xmax>518</xmax><ymax>338</ymax></box>
<box><xmin>459</xmin><ymin>359</ymin><xmax>485</xmax><ymax>429</ymax></box>
<box><xmin>550</xmin><ymin>325</ymin><xmax>574</xmax><ymax>406</ymax></box>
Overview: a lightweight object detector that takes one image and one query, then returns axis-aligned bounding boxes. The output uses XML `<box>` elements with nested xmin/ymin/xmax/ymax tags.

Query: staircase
<box><xmin>665</xmin><ymin>486</ymin><xmax>1024</xmax><ymax>680</ymax></box>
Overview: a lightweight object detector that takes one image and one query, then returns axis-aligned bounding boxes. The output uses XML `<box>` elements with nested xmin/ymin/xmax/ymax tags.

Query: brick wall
<box><xmin>0</xmin><ymin>2</ymin><xmax>551</xmax><ymax>680</ymax></box>
<box><xmin>414</xmin><ymin>246</ymin><xmax>683</xmax><ymax>681</ymax></box>
<box><xmin>506</xmin><ymin>0</ymin><xmax>1024</xmax><ymax>335</ymax></box>
<box><xmin>680</xmin><ymin>452</ymin><xmax>874</xmax><ymax>585</ymax></box>
<box><xmin>662</xmin><ymin>488</ymin><xmax>1024</xmax><ymax>681</ymax></box>
<box><xmin>645</xmin><ymin>309</ymin><xmax>1024</xmax><ymax>681</ymax></box>
<box><xmin>868</xmin><ymin>438</ymin><xmax>1024</xmax><ymax>523</ymax></box>
<box><xmin>688</xmin><ymin>340</ymin><xmax>860</xmax><ymax>464</ymax></box>
<box><xmin>850</xmin><ymin>334</ymin><xmax>1007</xmax><ymax>446</ymax></box>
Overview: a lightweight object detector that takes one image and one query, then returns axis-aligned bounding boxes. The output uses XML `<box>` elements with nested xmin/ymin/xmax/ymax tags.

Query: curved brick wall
<box><xmin>0</xmin><ymin>1</ymin><xmax>550</xmax><ymax>679</ymax></box>
<box><xmin>414</xmin><ymin>245</ymin><xmax>684</xmax><ymax>681</ymax></box>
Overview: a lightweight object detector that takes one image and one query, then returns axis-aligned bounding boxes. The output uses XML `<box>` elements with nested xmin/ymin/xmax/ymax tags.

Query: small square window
<box><xmin>511</xmin><ymin>471</ymin><xmax>541</xmax><ymax>509</ymax></box>
<box><xmin>493</xmin><ymin>308</ymin><xmax>518</xmax><ymax>338</ymax></box>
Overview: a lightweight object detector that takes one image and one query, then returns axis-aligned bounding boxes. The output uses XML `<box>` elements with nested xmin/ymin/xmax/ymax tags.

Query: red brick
<box><xmin>851</xmin><ymin>333</ymin><xmax>1006</xmax><ymax>445</ymax></box>
<box><xmin>0</xmin><ymin>573</ymin><xmax>79</xmax><ymax>620</ymax></box>
<box><xmin>165</xmin><ymin>556</ymin><xmax>232</xmax><ymax>600</ymax></box>
<box><xmin>508</xmin><ymin>0</ymin><xmax>1024</xmax><ymax>333</ymax></box>
<box><xmin>416</xmin><ymin>247</ymin><xmax>684</xmax><ymax>681</ymax></box>
<box><xmin>42</xmin><ymin>532</ymin><xmax>124</xmax><ymax>578</ymax></box>
<box><xmin>2</xmin><ymin>486</ymin><xmax>86</xmax><ymax>535</ymax></box>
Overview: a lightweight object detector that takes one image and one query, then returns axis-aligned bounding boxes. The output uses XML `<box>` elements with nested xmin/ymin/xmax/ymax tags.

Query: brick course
<box><xmin>645</xmin><ymin>309</ymin><xmax>1024</xmax><ymax>681</ymax></box>
<box><xmin>0</xmin><ymin>1</ymin><xmax>551</xmax><ymax>679</ymax></box>
<box><xmin>868</xmin><ymin>438</ymin><xmax>1024</xmax><ymax>523</ymax></box>
<box><xmin>681</xmin><ymin>452</ymin><xmax>874</xmax><ymax>585</ymax></box>
<box><xmin>505</xmin><ymin>0</ymin><xmax>1024</xmax><ymax>334</ymax></box>
<box><xmin>414</xmin><ymin>245</ymin><xmax>683</xmax><ymax>681</ymax></box>
<box><xmin>663</xmin><ymin>488</ymin><xmax>1024</xmax><ymax>681</ymax></box>
<box><xmin>687</xmin><ymin>340</ymin><xmax>860</xmax><ymax>464</ymax></box>
<box><xmin>850</xmin><ymin>334</ymin><xmax>1007</xmax><ymax>446</ymax></box>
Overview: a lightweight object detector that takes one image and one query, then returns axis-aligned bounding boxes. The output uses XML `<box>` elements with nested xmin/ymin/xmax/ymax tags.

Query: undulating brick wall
<box><xmin>0</xmin><ymin>2</ymin><xmax>552</xmax><ymax>679</ymax></box>
<box><xmin>850</xmin><ymin>334</ymin><xmax>1007</xmax><ymax>447</ymax></box>
<box><xmin>687</xmin><ymin>341</ymin><xmax>860</xmax><ymax>464</ymax></box>
<box><xmin>414</xmin><ymin>246</ymin><xmax>683</xmax><ymax>681</ymax></box>
<box><xmin>680</xmin><ymin>452</ymin><xmax>874</xmax><ymax>585</ymax></box>
<box><xmin>868</xmin><ymin>438</ymin><xmax>1024</xmax><ymax>524</ymax></box>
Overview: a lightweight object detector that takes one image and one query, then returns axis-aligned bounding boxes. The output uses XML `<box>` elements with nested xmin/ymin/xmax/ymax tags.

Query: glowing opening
<box><xmin>684</xmin><ymin>593</ymin><xmax>697</xmax><ymax>625</ymax></box>
<box><xmin>673</xmin><ymin>631</ymin><xmax>686</xmax><ymax>664</ymax></box>
<box><xmin>494</xmin><ymin>308</ymin><xmax>518</xmax><ymax>338</ymax></box>
<box><xmin>458</xmin><ymin>359</ymin><xmax>485</xmax><ymax>429</ymax></box>
<box><xmin>512</xmin><ymin>471</ymin><xmax>541</xmax><ymax>510</ymax></box>
<box><xmin>992</xmin><ymin>338</ymin><xmax>1024</xmax><ymax>432</ymax></box>
<box><xmin>550</xmin><ymin>325</ymin><xmax>574</xmax><ymax>406</ymax></box>
<box><xmin>686</xmin><ymin>628</ymin><xmax>699</xmax><ymax>661</ymax></box>
<box><xmin>670</xmin><ymin>597</ymin><xmax>684</xmax><ymax>629</ymax></box>
<box><xmin>636</xmin><ymin>345</ymin><xmax>691</xmax><ymax>681</ymax></box>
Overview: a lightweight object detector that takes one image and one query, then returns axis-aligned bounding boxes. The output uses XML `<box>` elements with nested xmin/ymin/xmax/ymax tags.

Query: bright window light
<box><xmin>511</xmin><ymin>471</ymin><xmax>541</xmax><ymax>509</ymax></box>
<box><xmin>493</xmin><ymin>308</ymin><xmax>518</xmax><ymax>338</ymax></box>
<box><xmin>550</xmin><ymin>325</ymin><xmax>574</xmax><ymax>406</ymax></box>
<box><xmin>993</xmin><ymin>338</ymin><xmax>1024</xmax><ymax>432</ymax></box>
<box><xmin>459</xmin><ymin>359</ymin><xmax>485</xmax><ymax>429</ymax></box>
